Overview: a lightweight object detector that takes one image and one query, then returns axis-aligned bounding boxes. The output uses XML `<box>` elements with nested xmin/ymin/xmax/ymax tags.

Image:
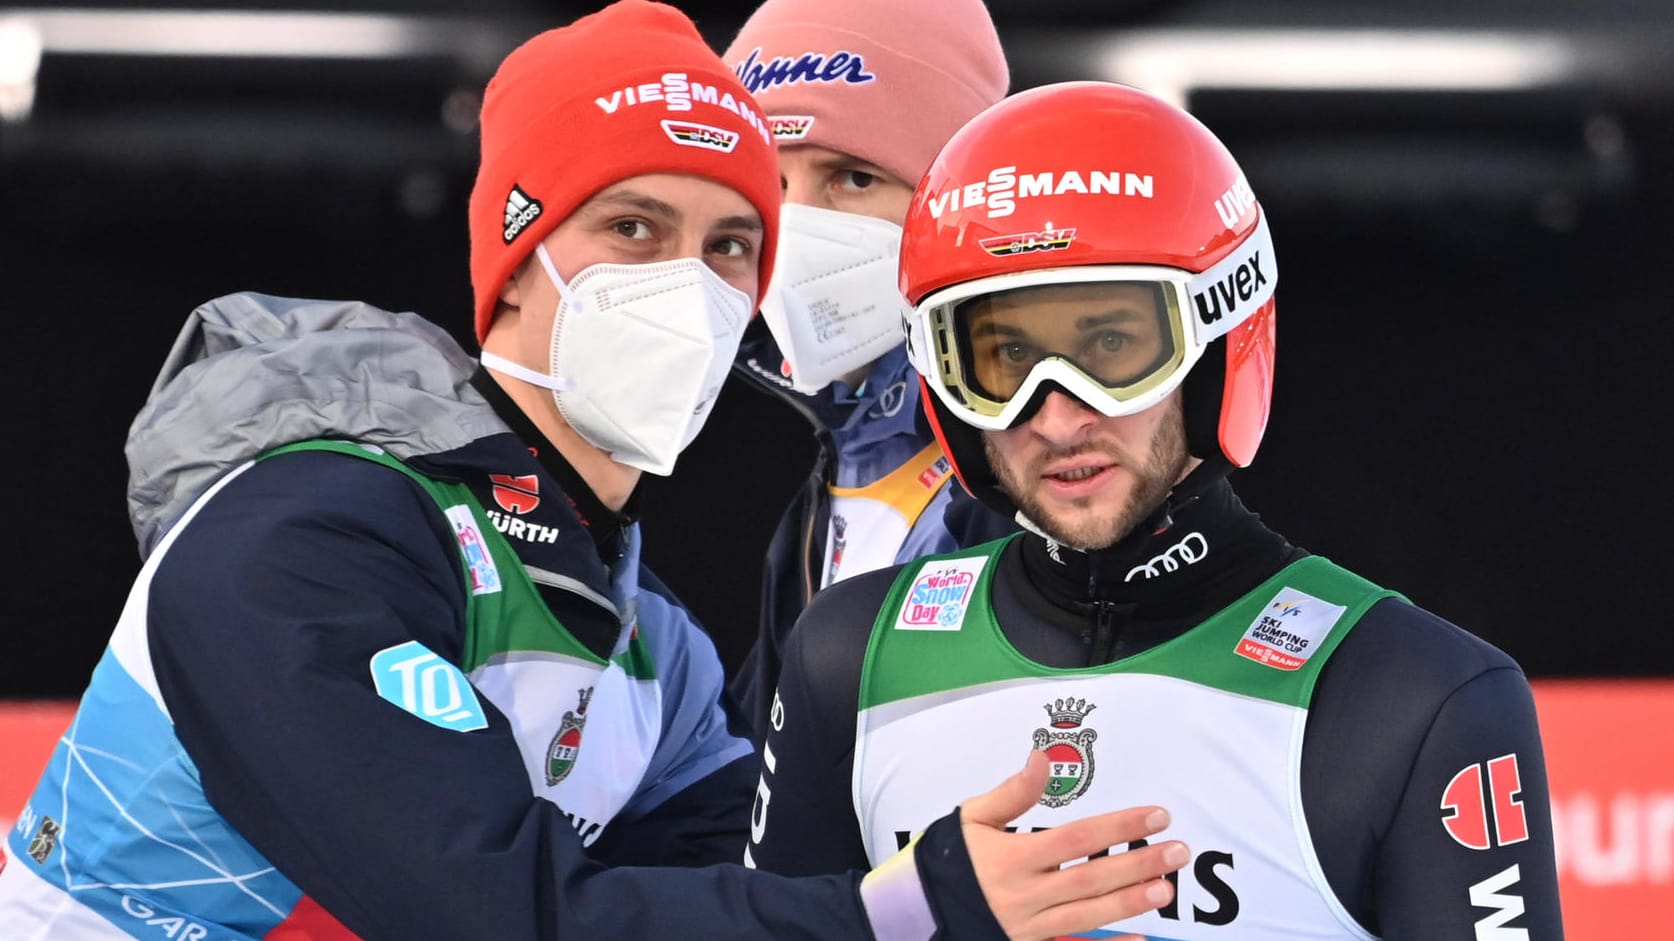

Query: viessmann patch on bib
<box><xmin>1234</xmin><ymin>586</ymin><xmax>1347</xmax><ymax>671</ymax></box>
<box><xmin>895</xmin><ymin>556</ymin><xmax>988</xmax><ymax>631</ymax></box>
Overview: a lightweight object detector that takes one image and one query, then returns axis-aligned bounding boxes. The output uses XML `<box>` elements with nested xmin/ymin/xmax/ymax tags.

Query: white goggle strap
<box><xmin>903</xmin><ymin>303</ymin><xmax>934</xmax><ymax>378</ymax></box>
<box><xmin>1186</xmin><ymin>210</ymin><xmax>1277</xmax><ymax>345</ymax></box>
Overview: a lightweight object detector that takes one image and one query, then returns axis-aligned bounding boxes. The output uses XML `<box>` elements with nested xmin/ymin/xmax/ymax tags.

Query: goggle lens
<box><xmin>945</xmin><ymin>280</ymin><xmax>1184</xmax><ymax>410</ymax></box>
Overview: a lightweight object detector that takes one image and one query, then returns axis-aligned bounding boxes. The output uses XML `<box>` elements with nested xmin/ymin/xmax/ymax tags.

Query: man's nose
<box><xmin>1027</xmin><ymin>388</ymin><xmax>1100</xmax><ymax>443</ymax></box>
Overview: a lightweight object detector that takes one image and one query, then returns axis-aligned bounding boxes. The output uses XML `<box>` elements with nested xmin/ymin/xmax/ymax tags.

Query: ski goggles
<box><xmin>906</xmin><ymin>218</ymin><xmax>1276</xmax><ymax>431</ymax></box>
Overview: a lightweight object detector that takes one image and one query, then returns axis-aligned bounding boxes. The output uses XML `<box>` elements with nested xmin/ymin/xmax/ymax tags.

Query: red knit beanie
<box><xmin>468</xmin><ymin>0</ymin><xmax>782</xmax><ymax>342</ymax></box>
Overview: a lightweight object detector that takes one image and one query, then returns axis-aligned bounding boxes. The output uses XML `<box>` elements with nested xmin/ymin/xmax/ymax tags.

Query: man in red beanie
<box><xmin>721</xmin><ymin>0</ymin><xmax>1021</xmax><ymax>752</ymax></box>
<box><xmin>0</xmin><ymin>3</ymin><xmax>1188</xmax><ymax>939</ymax></box>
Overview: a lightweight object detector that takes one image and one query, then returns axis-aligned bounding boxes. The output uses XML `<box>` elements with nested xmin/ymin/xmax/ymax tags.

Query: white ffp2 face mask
<box><xmin>758</xmin><ymin>203</ymin><xmax>909</xmax><ymax>394</ymax></box>
<box><xmin>479</xmin><ymin>244</ymin><xmax>752</xmax><ymax>476</ymax></box>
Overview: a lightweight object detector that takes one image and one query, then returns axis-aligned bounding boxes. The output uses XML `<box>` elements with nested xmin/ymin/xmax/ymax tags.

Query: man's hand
<box><xmin>963</xmin><ymin>750</ymin><xmax>1186</xmax><ymax>941</ymax></box>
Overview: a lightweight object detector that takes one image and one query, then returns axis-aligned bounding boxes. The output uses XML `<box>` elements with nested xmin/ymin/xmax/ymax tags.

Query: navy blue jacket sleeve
<box><xmin>744</xmin><ymin>569</ymin><xmax>886</xmax><ymax>874</ymax></box>
<box><xmin>731</xmin><ymin>474</ymin><xmax>820</xmax><ymax>746</ymax></box>
<box><xmin>1377</xmin><ymin>667</ymin><xmax>1563</xmax><ymax>938</ymax></box>
<box><xmin>1304</xmin><ymin>599</ymin><xmax>1564</xmax><ymax>939</ymax></box>
<box><xmin>148</xmin><ymin>451</ymin><xmax>880</xmax><ymax>940</ymax></box>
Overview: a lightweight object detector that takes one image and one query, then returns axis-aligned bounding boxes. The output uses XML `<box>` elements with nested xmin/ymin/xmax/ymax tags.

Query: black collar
<box><xmin>1017</xmin><ymin>476</ymin><xmax>1297</xmax><ymax>613</ymax></box>
<box><xmin>470</xmin><ymin>366</ymin><xmax>640</xmax><ymax>563</ymax></box>
<box><xmin>997</xmin><ymin>477</ymin><xmax>1304</xmax><ymax>665</ymax></box>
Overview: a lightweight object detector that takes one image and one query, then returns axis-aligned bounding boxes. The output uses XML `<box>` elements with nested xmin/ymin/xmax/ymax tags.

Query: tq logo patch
<box><xmin>1034</xmin><ymin>697</ymin><xmax>1098</xmax><ymax>808</ymax></box>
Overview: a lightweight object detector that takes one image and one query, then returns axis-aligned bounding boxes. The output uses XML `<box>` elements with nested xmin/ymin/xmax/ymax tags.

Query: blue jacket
<box><xmin>730</xmin><ymin>322</ymin><xmax>1015</xmax><ymax>744</ymax></box>
<box><xmin>0</xmin><ymin>294</ymin><xmax>1010</xmax><ymax>941</ymax></box>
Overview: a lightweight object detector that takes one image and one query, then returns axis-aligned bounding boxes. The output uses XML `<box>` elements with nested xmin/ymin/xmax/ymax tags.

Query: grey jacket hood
<box><xmin>126</xmin><ymin>292</ymin><xmax>508</xmax><ymax>558</ymax></box>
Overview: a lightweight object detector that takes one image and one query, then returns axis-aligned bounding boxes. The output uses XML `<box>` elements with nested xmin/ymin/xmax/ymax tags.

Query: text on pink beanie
<box><xmin>723</xmin><ymin>0</ymin><xmax>1009</xmax><ymax>189</ymax></box>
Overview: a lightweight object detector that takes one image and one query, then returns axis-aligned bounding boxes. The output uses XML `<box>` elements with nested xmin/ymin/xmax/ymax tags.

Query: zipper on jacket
<box><xmin>732</xmin><ymin>357</ymin><xmax>837</xmax><ymax>608</ymax></box>
<box><xmin>1088</xmin><ymin>599</ymin><xmax>1120</xmax><ymax>664</ymax></box>
<box><xmin>798</xmin><ymin>463</ymin><xmax>822</xmax><ymax>605</ymax></box>
<box><xmin>798</xmin><ymin>430</ymin><xmax>837</xmax><ymax>603</ymax></box>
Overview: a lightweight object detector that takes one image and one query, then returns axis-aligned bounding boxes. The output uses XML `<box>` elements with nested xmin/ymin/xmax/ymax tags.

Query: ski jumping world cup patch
<box><xmin>1234</xmin><ymin>586</ymin><xmax>1347</xmax><ymax>671</ymax></box>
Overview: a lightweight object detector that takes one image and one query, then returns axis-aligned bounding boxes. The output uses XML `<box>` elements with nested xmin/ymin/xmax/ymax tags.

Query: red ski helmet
<box><xmin>899</xmin><ymin>81</ymin><xmax>1277</xmax><ymax>513</ymax></box>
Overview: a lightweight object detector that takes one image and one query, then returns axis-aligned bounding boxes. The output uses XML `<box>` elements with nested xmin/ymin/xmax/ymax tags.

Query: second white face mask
<box><xmin>758</xmin><ymin>203</ymin><xmax>909</xmax><ymax>394</ymax></box>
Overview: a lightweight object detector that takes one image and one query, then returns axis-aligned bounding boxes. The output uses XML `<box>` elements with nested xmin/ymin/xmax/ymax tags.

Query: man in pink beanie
<box><xmin>0</xmin><ymin>2</ymin><xmax>1189</xmax><ymax>939</ymax></box>
<box><xmin>723</xmin><ymin>0</ymin><xmax>1020</xmax><ymax>749</ymax></box>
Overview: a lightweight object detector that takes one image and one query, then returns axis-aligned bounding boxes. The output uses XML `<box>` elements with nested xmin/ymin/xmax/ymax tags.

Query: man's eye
<box><xmin>614</xmin><ymin>219</ymin><xmax>653</xmax><ymax>239</ymax></box>
<box><xmin>711</xmin><ymin>236</ymin><xmax>750</xmax><ymax>258</ymax></box>
<box><xmin>1096</xmin><ymin>332</ymin><xmax>1127</xmax><ymax>353</ymax></box>
<box><xmin>1000</xmin><ymin>343</ymin><xmax>1032</xmax><ymax>365</ymax></box>
<box><xmin>840</xmin><ymin>170</ymin><xmax>877</xmax><ymax>191</ymax></box>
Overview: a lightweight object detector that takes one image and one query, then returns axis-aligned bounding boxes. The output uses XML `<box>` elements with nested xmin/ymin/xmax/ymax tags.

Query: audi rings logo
<box><xmin>1124</xmin><ymin>532</ymin><xmax>1208</xmax><ymax>582</ymax></box>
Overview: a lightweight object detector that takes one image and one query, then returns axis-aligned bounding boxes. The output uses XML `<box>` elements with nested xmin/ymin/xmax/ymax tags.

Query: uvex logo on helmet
<box><xmin>1215</xmin><ymin>177</ymin><xmax>1258</xmax><ymax>228</ymax></box>
<box><xmin>594</xmin><ymin>71</ymin><xmax>772</xmax><ymax>147</ymax></box>
<box><xmin>1186</xmin><ymin>209</ymin><xmax>1278</xmax><ymax>345</ymax></box>
<box><xmin>926</xmin><ymin>165</ymin><xmax>1155</xmax><ymax>221</ymax></box>
<box><xmin>1192</xmin><ymin>248</ymin><xmax>1269</xmax><ymax>328</ymax></box>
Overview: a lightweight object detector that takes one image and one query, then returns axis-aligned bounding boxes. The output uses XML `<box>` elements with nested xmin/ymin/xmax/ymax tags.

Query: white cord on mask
<box><xmin>476</xmin><ymin>242</ymin><xmax>582</xmax><ymax>393</ymax></box>
<box><xmin>478</xmin><ymin>351</ymin><xmax>575</xmax><ymax>392</ymax></box>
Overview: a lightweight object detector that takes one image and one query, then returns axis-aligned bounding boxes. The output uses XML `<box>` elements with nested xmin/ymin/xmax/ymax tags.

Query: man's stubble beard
<box><xmin>985</xmin><ymin>398</ymin><xmax>1191</xmax><ymax>552</ymax></box>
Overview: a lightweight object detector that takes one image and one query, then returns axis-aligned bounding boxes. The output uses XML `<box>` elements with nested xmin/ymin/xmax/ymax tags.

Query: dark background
<box><xmin>3</xmin><ymin>0</ymin><xmax>1671</xmax><ymax>698</ymax></box>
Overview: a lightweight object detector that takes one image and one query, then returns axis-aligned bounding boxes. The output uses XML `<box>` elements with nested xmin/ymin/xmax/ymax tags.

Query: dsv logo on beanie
<box><xmin>661</xmin><ymin>120</ymin><xmax>740</xmax><ymax>153</ymax></box>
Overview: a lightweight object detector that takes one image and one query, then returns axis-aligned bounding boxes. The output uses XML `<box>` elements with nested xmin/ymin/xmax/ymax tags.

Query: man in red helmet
<box><xmin>746</xmin><ymin>81</ymin><xmax>1564</xmax><ymax>939</ymax></box>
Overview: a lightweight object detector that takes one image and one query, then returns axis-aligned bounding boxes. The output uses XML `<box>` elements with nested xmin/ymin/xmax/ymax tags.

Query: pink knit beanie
<box><xmin>722</xmin><ymin>0</ymin><xmax>1009</xmax><ymax>188</ymax></box>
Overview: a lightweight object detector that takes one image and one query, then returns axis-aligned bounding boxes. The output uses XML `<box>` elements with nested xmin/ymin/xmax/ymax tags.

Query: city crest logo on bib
<box><xmin>1034</xmin><ymin>697</ymin><xmax>1098</xmax><ymax>807</ymax></box>
<box><xmin>545</xmin><ymin>687</ymin><xmax>593</xmax><ymax>786</ymax></box>
<box><xmin>895</xmin><ymin>556</ymin><xmax>988</xmax><ymax>631</ymax></box>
